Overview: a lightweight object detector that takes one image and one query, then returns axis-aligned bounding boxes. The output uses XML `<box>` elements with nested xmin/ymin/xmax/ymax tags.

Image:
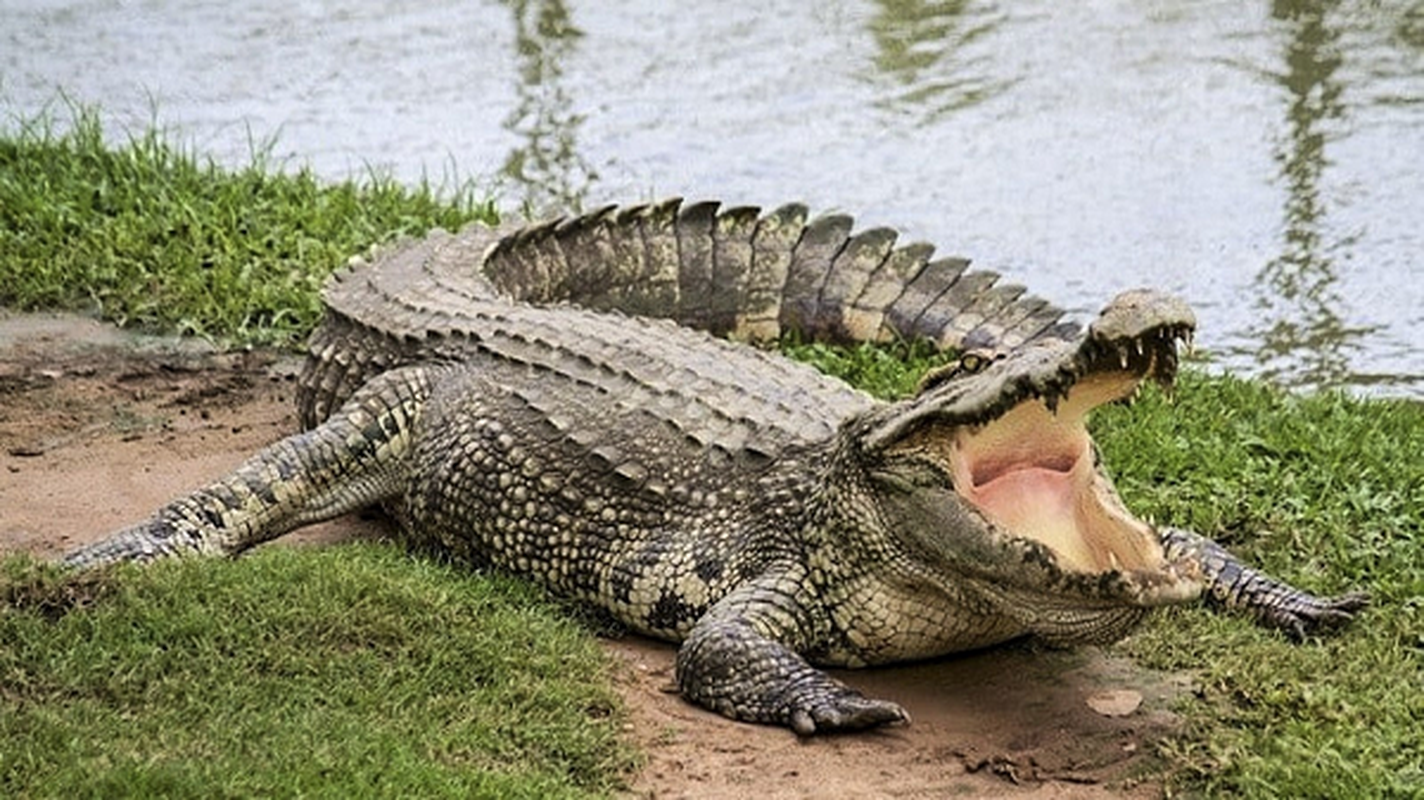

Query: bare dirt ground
<box><xmin>0</xmin><ymin>312</ymin><xmax>1190</xmax><ymax>799</ymax></box>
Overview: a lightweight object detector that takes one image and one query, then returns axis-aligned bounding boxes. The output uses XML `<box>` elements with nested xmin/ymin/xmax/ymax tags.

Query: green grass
<box><xmin>778</xmin><ymin>335</ymin><xmax>957</xmax><ymax>401</ymax></box>
<box><xmin>0</xmin><ymin>547</ymin><xmax>635</xmax><ymax>798</ymax></box>
<box><xmin>3</xmin><ymin>108</ymin><xmax>1422</xmax><ymax>798</ymax></box>
<box><xmin>0</xmin><ymin>101</ymin><xmax>497</xmax><ymax>346</ymax></box>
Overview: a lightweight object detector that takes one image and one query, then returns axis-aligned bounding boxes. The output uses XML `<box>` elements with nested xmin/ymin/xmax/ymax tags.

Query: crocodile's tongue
<box><xmin>972</xmin><ymin>455</ymin><xmax>1093</xmax><ymax>570</ymax></box>
<box><xmin>952</xmin><ymin>370</ymin><xmax>1155</xmax><ymax>574</ymax></box>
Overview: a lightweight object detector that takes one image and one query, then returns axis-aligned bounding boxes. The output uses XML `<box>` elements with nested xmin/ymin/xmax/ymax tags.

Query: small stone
<box><xmin>1087</xmin><ymin>689</ymin><xmax>1142</xmax><ymax>717</ymax></box>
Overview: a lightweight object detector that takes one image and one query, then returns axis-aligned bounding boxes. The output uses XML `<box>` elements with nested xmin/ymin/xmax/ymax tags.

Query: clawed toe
<box><xmin>1330</xmin><ymin>592</ymin><xmax>1371</xmax><ymax>613</ymax></box>
<box><xmin>789</xmin><ymin>695</ymin><xmax>909</xmax><ymax>736</ymax></box>
<box><xmin>1276</xmin><ymin>591</ymin><xmax>1369</xmax><ymax>641</ymax></box>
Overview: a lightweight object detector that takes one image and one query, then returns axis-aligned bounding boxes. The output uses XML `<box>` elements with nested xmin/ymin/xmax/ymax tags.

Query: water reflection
<box><xmin>500</xmin><ymin>0</ymin><xmax>595</xmax><ymax>214</ymax></box>
<box><xmin>863</xmin><ymin>0</ymin><xmax>1015</xmax><ymax>122</ymax></box>
<box><xmin>1399</xmin><ymin>1</ymin><xmax>1424</xmax><ymax>49</ymax></box>
<box><xmin>3</xmin><ymin>0</ymin><xmax>1420</xmax><ymax>396</ymax></box>
<box><xmin>1251</xmin><ymin>0</ymin><xmax>1374</xmax><ymax>389</ymax></box>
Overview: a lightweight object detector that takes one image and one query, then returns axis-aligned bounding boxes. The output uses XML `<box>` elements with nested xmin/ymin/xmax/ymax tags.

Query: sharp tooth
<box><xmin>1119</xmin><ymin>348</ymin><xmax>1130</xmax><ymax>369</ymax></box>
<box><xmin>1108</xmin><ymin>550</ymin><xmax>1122</xmax><ymax>572</ymax></box>
<box><xmin>1134</xmin><ymin>339</ymin><xmax>1144</xmax><ymax>356</ymax></box>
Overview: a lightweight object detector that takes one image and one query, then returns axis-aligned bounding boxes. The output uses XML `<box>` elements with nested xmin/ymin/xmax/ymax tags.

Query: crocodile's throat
<box><xmin>947</xmin><ymin>370</ymin><xmax>1155</xmax><ymax>574</ymax></box>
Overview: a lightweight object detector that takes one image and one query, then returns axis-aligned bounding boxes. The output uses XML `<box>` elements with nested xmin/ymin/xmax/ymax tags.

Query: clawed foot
<box><xmin>1259</xmin><ymin>590</ymin><xmax>1369</xmax><ymax>642</ymax></box>
<box><xmin>786</xmin><ymin>689</ymin><xmax>910</xmax><ymax>736</ymax></box>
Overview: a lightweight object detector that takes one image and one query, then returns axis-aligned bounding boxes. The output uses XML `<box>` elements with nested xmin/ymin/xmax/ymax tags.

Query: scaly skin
<box><xmin>1160</xmin><ymin>528</ymin><xmax>1368</xmax><ymax>640</ymax></box>
<box><xmin>60</xmin><ymin>202</ymin><xmax>1367</xmax><ymax>734</ymax></box>
<box><xmin>295</xmin><ymin>199</ymin><xmax>1073</xmax><ymax>429</ymax></box>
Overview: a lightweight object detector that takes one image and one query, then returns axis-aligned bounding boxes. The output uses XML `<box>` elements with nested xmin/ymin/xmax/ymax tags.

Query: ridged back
<box><xmin>299</xmin><ymin>229</ymin><xmax>877</xmax><ymax>451</ymax></box>
<box><xmin>298</xmin><ymin>199</ymin><xmax>1077</xmax><ymax>429</ymax></box>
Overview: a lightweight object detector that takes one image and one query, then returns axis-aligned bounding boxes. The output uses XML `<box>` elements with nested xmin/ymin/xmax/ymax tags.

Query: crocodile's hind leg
<box><xmin>60</xmin><ymin>366</ymin><xmax>436</xmax><ymax>569</ymax></box>
<box><xmin>1160</xmin><ymin>527</ymin><xmax>1368</xmax><ymax>640</ymax></box>
<box><xmin>676</xmin><ymin>565</ymin><xmax>909</xmax><ymax>735</ymax></box>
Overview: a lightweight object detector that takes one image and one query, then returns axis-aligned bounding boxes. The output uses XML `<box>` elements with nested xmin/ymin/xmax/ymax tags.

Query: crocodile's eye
<box><xmin>916</xmin><ymin>350</ymin><xmax>1000</xmax><ymax>394</ymax></box>
<box><xmin>957</xmin><ymin>351</ymin><xmax>992</xmax><ymax>374</ymax></box>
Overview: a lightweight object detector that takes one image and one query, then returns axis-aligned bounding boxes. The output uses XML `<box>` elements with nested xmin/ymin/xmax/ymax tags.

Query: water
<box><xmin>4</xmin><ymin>0</ymin><xmax>1422</xmax><ymax>397</ymax></box>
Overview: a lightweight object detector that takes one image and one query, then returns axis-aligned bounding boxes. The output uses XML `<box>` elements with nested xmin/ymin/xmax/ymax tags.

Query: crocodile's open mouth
<box><xmin>948</xmin><ymin>370</ymin><xmax>1151</xmax><ymax>573</ymax></box>
<box><xmin>943</xmin><ymin>317</ymin><xmax>1190</xmax><ymax>575</ymax></box>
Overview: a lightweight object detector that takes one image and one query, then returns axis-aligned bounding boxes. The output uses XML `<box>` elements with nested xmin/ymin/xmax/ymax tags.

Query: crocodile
<box><xmin>61</xmin><ymin>200</ymin><xmax>1366</xmax><ymax>734</ymax></box>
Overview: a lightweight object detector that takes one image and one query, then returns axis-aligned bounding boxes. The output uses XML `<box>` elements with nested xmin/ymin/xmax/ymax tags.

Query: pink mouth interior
<box><xmin>949</xmin><ymin>372</ymin><xmax>1161</xmax><ymax>574</ymax></box>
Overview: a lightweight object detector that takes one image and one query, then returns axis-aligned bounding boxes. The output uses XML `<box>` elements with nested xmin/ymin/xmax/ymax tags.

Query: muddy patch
<box><xmin>0</xmin><ymin>312</ymin><xmax>1185</xmax><ymax>798</ymax></box>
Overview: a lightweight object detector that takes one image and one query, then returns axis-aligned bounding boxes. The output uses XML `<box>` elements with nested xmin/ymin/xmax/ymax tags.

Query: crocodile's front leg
<box><xmin>1161</xmin><ymin>527</ymin><xmax>1368</xmax><ymax>640</ymax></box>
<box><xmin>676</xmin><ymin>566</ymin><xmax>909</xmax><ymax>735</ymax></box>
<box><xmin>60</xmin><ymin>366</ymin><xmax>435</xmax><ymax>569</ymax></box>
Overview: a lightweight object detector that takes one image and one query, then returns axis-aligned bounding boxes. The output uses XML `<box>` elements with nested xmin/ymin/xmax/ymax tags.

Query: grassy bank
<box><xmin>1</xmin><ymin>548</ymin><xmax>634</xmax><ymax>798</ymax></box>
<box><xmin>3</xmin><ymin>109</ymin><xmax>1421</xmax><ymax>797</ymax></box>
<box><xmin>0</xmin><ymin>104</ymin><xmax>496</xmax><ymax>346</ymax></box>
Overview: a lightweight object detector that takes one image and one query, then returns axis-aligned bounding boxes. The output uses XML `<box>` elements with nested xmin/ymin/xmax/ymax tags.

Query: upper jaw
<box><xmin>931</xmin><ymin>288</ymin><xmax>1196</xmax><ymax>428</ymax></box>
<box><xmin>858</xmin><ymin>289</ymin><xmax>1198</xmax><ymax>453</ymax></box>
<box><xmin>1076</xmin><ymin>288</ymin><xmax>1195</xmax><ymax>396</ymax></box>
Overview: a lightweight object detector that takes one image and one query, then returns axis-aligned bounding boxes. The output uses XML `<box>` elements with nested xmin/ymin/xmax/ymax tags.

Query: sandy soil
<box><xmin>0</xmin><ymin>312</ymin><xmax>1189</xmax><ymax>798</ymax></box>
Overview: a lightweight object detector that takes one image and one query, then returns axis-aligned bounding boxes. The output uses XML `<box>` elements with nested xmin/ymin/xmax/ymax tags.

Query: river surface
<box><xmin>4</xmin><ymin>0</ymin><xmax>1423</xmax><ymax>397</ymax></box>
